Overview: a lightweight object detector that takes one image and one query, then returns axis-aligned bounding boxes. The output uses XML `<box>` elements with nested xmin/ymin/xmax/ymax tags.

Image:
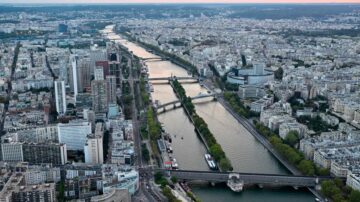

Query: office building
<box><xmin>347</xmin><ymin>171</ymin><xmax>360</xmax><ymax>191</ymax></box>
<box><xmin>1</xmin><ymin>142</ymin><xmax>67</xmax><ymax>165</ymax></box>
<box><xmin>69</xmin><ymin>55</ymin><xmax>81</xmax><ymax>99</ymax></box>
<box><xmin>106</xmin><ymin>75</ymin><xmax>117</xmax><ymax>104</ymax></box>
<box><xmin>12</xmin><ymin>183</ymin><xmax>56</xmax><ymax>202</ymax></box>
<box><xmin>84</xmin><ymin>135</ymin><xmax>103</xmax><ymax>164</ymax></box>
<box><xmin>22</xmin><ymin>143</ymin><xmax>67</xmax><ymax>165</ymax></box>
<box><xmin>78</xmin><ymin>58</ymin><xmax>92</xmax><ymax>92</ymax></box>
<box><xmin>227</xmin><ymin>63</ymin><xmax>274</xmax><ymax>85</ymax></box>
<box><xmin>84</xmin><ymin>123</ymin><xmax>104</xmax><ymax>164</ymax></box>
<box><xmin>54</xmin><ymin>80</ymin><xmax>67</xmax><ymax>115</ymax></box>
<box><xmin>95</xmin><ymin>61</ymin><xmax>109</xmax><ymax>78</ymax></box>
<box><xmin>108</xmin><ymin>104</ymin><xmax>120</xmax><ymax>119</ymax></box>
<box><xmin>94</xmin><ymin>66</ymin><xmax>105</xmax><ymax>81</ymax></box>
<box><xmin>35</xmin><ymin>125</ymin><xmax>58</xmax><ymax>143</ymax></box>
<box><xmin>76</xmin><ymin>93</ymin><xmax>93</xmax><ymax>109</ymax></box>
<box><xmin>57</xmin><ymin>122</ymin><xmax>92</xmax><ymax>150</ymax></box>
<box><xmin>90</xmin><ymin>48</ymin><xmax>107</xmax><ymax>76</ymax></box>
<box><xmin>109</xmin><ymin>61</ymin><xmax>121</xmax><ymax>88</ymax></box>
<box><xmin>91</xmin><ymin>80</ymin><xmax>108</xmax><ymax>114</ymax></box>
<box><xmin>1</xmin><ymin>142</ymin><xmax>23</xmax><ymax>162</ymax></box>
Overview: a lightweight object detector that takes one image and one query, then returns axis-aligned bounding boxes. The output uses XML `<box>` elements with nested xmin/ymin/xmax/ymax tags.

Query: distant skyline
<box><xmin>1</xmin><ymin>0</ymin><xmax>360</xmax><ymax>4</ymax></box>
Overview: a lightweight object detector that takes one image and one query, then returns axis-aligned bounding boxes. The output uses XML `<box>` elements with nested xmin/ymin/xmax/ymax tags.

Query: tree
<box><xmin>12</xmin><ymin>94</ymin><xmax>18</xmax><ymax>100</ymax></box>
<box><xmin>274</xmin><ymin>67</ymin><xmax>284</xmax><ymax>80</ymax></box>
<box><xmin>0</xmin><ymin>96</ymin><xmax>8</xmax><ymax>104</ymax></box>
<box><xmin>350</xmin><ymin>189</ymin><xmax>360</xmax><ymax>202</ymax></box>
<box><xmin>210</xmin><ymin>143</ymin><xmax>224</xmax><ymax>161</ymax></box>
<box><xmin>57</xmin><ymin>181</ymin><xmax>65</xmax><ymax>201</ymax></box>
<box><xmin>321</xmin><ymin>180</ymin><xmax>336</xmax><ymax>198</ymax></box>
<box><xmin>162</xmin><ymin>187</ymin><xmax>181</xmax><ymax>202</ymax></box>
<box><xmin>67</xmin><ymin>103</ymin><xmax>75</xmax><ymax>109</ymax></box>
<box><xmin>321</xmin><ymin>180</ymin><xmax>342</xmax><ymax>200</ymax></box>
<box><xmin>141</xmin><ymin>143</ymin><xmax>150</xmax><ymax>162</ymax></box>
<box><xmin>220</xmin><ymin>158</ymin><xmax>233</xmax><ymax>171</ymax></box>
<box><xmin>171</xmin><ymin>176</ymin><xmax>177</xmax><ymax>184</ymax></box>
<box><xmin>297</xmin><ymin>159</ymin><xmax>315</xmax><ymax>175</ymax></box>
<box><xmin>284</xmin><ymin>131</ymin><xmax>299</xmax><ymax>147</ymax></box>
<box><xmin>154</xmin><ymin>172</ymin><xmax>166</xmax><ymax>185</ymax></box>
<box><xmin>316</xmin><ymin>166</ymin><xmax>330</xmax><ymax>176</ymax></box>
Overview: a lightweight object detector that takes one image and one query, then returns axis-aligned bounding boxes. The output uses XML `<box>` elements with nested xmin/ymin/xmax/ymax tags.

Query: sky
<box><xmin>1</xmin><ymin>0</ymin><xmax>360</xmax><ymax>3</ymax></box>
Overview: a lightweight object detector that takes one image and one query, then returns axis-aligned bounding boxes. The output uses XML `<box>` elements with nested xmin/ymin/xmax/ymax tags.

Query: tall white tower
<box><xmin>54</xmin><ymin>80</ymin><xmax>66</xmax><ymax>115</ymax></box>
<box><xmin>70</xmin><ymin>55</ymin><xmax>78</xmax><ymax>100</ymax></box>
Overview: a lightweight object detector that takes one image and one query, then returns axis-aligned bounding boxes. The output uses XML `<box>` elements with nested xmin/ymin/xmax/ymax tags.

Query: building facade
<box><xmin>22</xmin><ymin>143</ymin><xmax>67</xmax><ymax>165</ymax></box>
<box><xmin>54</xmin><ymin>80</ymin><xmax>66</xmax><ymax>115</ymax></box>
<box><xmin>91</xmin><ymin>80</ymin><xmax>108</xmax><ymax>114</ymax></box>
<box><xmin>57</xmin><ymin>122</ymin><xmax>92</xmax><ymax>150</ymax></box>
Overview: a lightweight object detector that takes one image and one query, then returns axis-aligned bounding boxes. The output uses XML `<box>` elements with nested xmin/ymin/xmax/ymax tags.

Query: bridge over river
<box><xmin>158</xmin><ymin>169</ymin><xmax>333</xmax><ymax>191</ymax></box>
<box><xmin>147</xmin><ymin>76</ymin><xmax>198</xmax><ymax>82</ymax></box>
<box><xmin>142</xmin><ymin>57</ymin><xmax>170</xmax><ymax>62</ymax></box>
<box><xmin>155</xmin><ymin>93</ymin><xmax>216</xmax><ymax>113</ymax></box>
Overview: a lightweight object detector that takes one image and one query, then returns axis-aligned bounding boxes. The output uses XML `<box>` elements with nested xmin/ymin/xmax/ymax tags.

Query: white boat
<box><xmin>171</xmin><ymin>158</ymin><xmax>178</xmax><ymax>169</ymax></box>
<box><xmin>167</xmin><ymin>146</ymin><xmax>173</xmax><ymax>153</ymax></box>
<box><xmin>149</xmin><ymin>83</ymin><xmax>154</xmax><ymax>92</ymax></box>
<box><xmin>204</xmin><ymin>154</ymin><xmax>217</xmax><ymax>170</ymax></box>
<box><xmin>227</xmin><ymin>173</ymin><xmax>244</xmax><ymax>192</ymax></box>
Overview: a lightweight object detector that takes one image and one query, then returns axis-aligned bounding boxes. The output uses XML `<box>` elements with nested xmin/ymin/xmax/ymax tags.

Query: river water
<box><xmin>104</xmin><ymin>26</ymin><xmax>314</xmax><ymax>202</ymax></box>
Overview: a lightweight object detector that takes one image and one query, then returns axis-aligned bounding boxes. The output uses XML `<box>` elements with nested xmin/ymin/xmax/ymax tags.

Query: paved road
<box><xmin>1</xmin><ymin>43</ymin><xmax>20</xmax><ymax>133</ymax></box>
<box><xmin>125</xmin><ymin>52</ymin><xmax>167</xmax><ymax>202</ymax></box>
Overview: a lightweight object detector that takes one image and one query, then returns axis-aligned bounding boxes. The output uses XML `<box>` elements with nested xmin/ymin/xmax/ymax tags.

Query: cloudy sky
<box><xmin>1</xmin><ymin>0</ymin><xmax>360</xmax><ymax>3</ymax></box>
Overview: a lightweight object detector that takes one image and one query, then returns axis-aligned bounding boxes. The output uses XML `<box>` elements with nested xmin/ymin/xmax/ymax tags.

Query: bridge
<box><xmin>155</xmin><ymin>93</ymin><xmax>216</xmax><ymax>113</ymax></box>
<box><xmin>159</xmin><ymin>169</ymin><xmax>332</xmax><ymax>190</ymax></box>
<box><xmin>142</xmin><ymin>57</ymin><xmax>169</xmax><ymax>62</ymax></box>
<box><xmin>147</xmin><ymin>76</ymin><xmax>198</xmax><ymax>82</ymax></box>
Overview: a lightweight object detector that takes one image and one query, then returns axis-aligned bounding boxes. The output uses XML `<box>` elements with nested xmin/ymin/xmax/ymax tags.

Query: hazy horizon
<box><xmin>1</xmin><ymin>0</ymin><xmax>360</xmax><ymax>4</ymax></box>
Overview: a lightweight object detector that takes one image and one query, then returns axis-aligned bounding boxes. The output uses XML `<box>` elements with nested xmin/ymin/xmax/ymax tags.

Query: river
<box><xmin>104</xmin><ymin>25</ymin><xmax>314</xmax><ymax>202</ymax></box>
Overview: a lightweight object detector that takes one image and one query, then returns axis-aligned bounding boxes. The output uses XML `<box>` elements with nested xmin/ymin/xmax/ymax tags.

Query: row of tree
<box><xmin>253</xmin><ymin>119</ymin><xmax>360</xmax><ymax>202</ymax></box>
<box><xmin>121</xmin><ymin>81</ymin><xmax>133</xmax><ymax>120</ymax></box>
<box><xmin>154</xmin><ymin>172</ymin><xmax>182</xmax><ymax>202</ymax></box>
<box><xmin>172</xmin><ymin>80</ymin><xmax>233</xmax><ymax>171</ymax></box>
<box><xmin>224</xmin><ymin>92</ymin><xmax>259</xmax><ymax>118</ymax></box>
<box><xmin>321</xmin><ymin>179</ymin><xmax>360</xmax><ymax>202</ymax></box>
<box><xmin>255</xmin><ymin>122</ymin><xmax>329</xmax><ymax>176</ymax></box>
<box><xmin>146</xmin><ymin>107</ymin><xmax>162</xmax><ymax>157</ymax></box>
<box><xmin>140</xmin><ymin>77</ymin><xmax>149</xmax><ymax>106</ymax></box>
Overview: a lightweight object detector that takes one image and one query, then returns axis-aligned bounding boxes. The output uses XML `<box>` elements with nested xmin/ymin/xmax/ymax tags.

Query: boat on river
<box><xmin>204</xmin><ymin>154</ymin><xmax>217</xmax><ymax>170</ymax></box>
<box><xmin>227</xmin><ymin>173</ymin><xmax>244</xmax><ymax>192</ymax></box>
